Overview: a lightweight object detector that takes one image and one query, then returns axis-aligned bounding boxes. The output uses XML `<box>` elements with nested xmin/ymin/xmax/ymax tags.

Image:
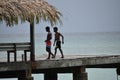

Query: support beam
<box><xmin>73</xmin><ymin>67</ymin><xmax>88</xmax><ymax>80</ymax></box>
<box><xmin>44</xmin><ymin>72</ymin><xmax>57</xmax><ymax>80</ymax></box>
<box><xmin>18</xmin><ymin>70</ymin><xmax>34</xmax><ymax>80</ymax></box>
<box><xmin>30</xmin><ymin>23</ymin><xmax>35</xmax><ymax>61</ymax></box>
<box><xmin>18</xmin><ymin>76</ymin><xmax>33</xmax><ymax>80</ymax></box>
<box><xmin>18</xmin><ymin>63</ymin><xmax>33</xmax><ymax>80</ymax></box>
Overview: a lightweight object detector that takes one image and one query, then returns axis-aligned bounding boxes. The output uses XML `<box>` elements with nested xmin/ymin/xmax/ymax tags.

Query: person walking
<box><xmin>45</xmin><ymin>26</ymin><xmax>54</xmax><ymax>59</ymax></box>
<box><xmin>53</xmin><ymin>27</ymin><xmax>64</xmax><ymax>58</ymax></box>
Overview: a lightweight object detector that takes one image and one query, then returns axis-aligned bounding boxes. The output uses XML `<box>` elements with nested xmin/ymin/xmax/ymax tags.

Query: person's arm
<box><xmin>60</xmin><ymin>33</ymin><xmax>64</xmax><ymax>44</ymax></box>
<box><xmin>53</xmin><ymin>39</ymin><xmax>56</xmax><ymax>46</ymax></box>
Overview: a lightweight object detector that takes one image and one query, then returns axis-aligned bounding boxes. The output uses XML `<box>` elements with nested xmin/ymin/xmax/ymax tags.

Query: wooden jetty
<box><xmin>0</xmin><ymin>54</ymin><xmax>120</xmax><ymax>80</ymax></box>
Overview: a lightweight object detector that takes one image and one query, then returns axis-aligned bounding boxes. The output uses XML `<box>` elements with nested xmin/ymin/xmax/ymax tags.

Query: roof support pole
<box><xmin>30</xmin><ymin>22</ymin><xmax>35</xmax><ymax>61</ymax></box>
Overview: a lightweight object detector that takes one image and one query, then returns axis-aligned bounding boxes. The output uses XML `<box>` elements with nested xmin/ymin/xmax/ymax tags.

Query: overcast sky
<box><xmin>0</xmin><ymin>0</ymin><xmax>120</xmax><ymax>34</ymax></box>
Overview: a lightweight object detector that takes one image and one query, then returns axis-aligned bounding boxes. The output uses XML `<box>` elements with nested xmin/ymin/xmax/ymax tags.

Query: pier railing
<box><xmin>0</xmin><ymin>42</ymin><xmax>31</xmax><ymax>62</ymax></box>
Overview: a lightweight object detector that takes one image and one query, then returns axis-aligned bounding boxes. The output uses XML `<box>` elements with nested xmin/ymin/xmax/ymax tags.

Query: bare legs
<box><xmin>54</xmin><ymin>48</ymin><xmax>64</xmax><ymax>58</ymax></box>
<box><xmin>46</xmin><ymin>48</ymin><xmax>64</xmax><ymax>59</ymax></box>
<box><xmin>47</xmin><ymin>51</ymin><xmax>54</xmax><ymax>59</ymax></box>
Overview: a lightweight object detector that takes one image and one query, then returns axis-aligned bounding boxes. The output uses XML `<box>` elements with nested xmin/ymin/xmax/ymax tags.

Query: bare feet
<box><xmin>61</xmin><ymin>56</ymin><xmax>64</xmax><ymax>58</ymax></box>
<box><xmin>52</xmin><ymin>55</ymin><xmax>55</xmax><ymax>58</ymax></box>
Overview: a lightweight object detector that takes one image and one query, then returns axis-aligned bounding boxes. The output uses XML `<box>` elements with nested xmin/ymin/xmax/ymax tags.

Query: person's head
<box><xmin>53</xmin><ymin>27</ymin><xmax>58</xmax><ymax>32</ymax></box>
<box><xmin>46</xmin><ymin>26</ymin><xmax>50</xmax><ymax>32</ymax></box>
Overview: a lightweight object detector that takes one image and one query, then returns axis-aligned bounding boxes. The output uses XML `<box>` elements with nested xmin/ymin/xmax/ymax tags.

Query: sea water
<box><xmin>0</xmin><ymin>32</ymin><xmax>120</xmax><ymax>80</ymax></box>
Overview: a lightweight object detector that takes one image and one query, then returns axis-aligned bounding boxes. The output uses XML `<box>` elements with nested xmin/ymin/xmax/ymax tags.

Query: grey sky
<box><xmin>0</xmin><ymin>0</ymin><xmax>120</xmax><ymax>34</ymax></box>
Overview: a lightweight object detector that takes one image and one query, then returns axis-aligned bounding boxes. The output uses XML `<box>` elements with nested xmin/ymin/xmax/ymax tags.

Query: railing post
<box><xmin>14</xmin><ymin>43</ymin><xmax>17</xmax><ymax>62</ymax></box>
<box><xmin>24</xmin><ymin>50</ymin><xmax>28</xmax><ymax>62</ymax></box>
<box><xmin>7</xmin><ymin>51</ymin><xmax>10</xmax><ymax>62</ymax></box>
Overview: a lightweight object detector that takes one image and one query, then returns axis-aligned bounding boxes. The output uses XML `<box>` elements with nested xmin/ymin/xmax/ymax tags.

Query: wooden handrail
<box><xmin>0</xmin><ymin>42</ymin><xmax>31</xmax><ymax>62</ymax></box>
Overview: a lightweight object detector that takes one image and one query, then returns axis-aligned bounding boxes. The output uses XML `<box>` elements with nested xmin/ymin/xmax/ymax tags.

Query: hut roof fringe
<box><xmin>0</xmin><ymin>0</ymin><xmax>62</xmax><ymax>26</ymax></box>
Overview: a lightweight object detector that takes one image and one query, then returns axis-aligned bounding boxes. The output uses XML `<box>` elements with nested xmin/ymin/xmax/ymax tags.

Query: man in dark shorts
<box><xmin>53</xmin><ymin>27</ymin><xmax>64</xmax><ymax>58</ymax></box>
<box><xmin>45</xmin><ymin>26</ymin><xmax>54</xmax><ymax>59</ymax></box>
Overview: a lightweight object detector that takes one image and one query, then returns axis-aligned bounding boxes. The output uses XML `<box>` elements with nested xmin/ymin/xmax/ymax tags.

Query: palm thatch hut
<box><xmin>0</xmin><ymin>0</ymin><xmax>62</xmax><ymax>61</ymax></box>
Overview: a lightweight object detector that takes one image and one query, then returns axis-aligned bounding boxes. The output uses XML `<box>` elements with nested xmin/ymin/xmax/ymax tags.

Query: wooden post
<box><xmin>18</xmin><ymin>70</ymin><xmax>33</xmax><ymax>80</ymax></box>
<box><xmin>30</xmin><ymin>23</ymin><xmax>35</xmax><ymax>61</ymax></box>
<box><xmin>14</xmin><ymin>43</ymin><xmax>17</xmax><ymax>62</ymax></box>
<box><xmin>73</xmin><ymin>67</ymin><xmax>88</xmax><ymax>80</ymax></box>
<box><xmin>44</xmin><ymin>71</ymin><xmax>57</xmax><ymax>80</ymax></box>
<box><xmin>7</xmin><ymin>51</ymin><xmax>10</xmax><ymax>62</ymax></box>
<box><xmin>22</xmin><ymin>54</ymin><xmax>24</xmax><ymax>62</ymax></box>
<box><xmin>18</xmin><ymin>63</ymin><xmax>33</xmax><ymax>80</ymax></box>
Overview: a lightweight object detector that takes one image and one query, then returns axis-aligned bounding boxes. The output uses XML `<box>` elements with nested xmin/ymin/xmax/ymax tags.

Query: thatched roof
<box><xmin>0</xmin><ymin>0</ymin><xmax>62</xmax><ymax>26</ymax></box>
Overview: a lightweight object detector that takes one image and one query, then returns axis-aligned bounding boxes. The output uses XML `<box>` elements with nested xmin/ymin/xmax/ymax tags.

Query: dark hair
<box><xmin>54</xmin><ymin>27</ymin><xmax>58</xmax><ymax>31</ymax></box>
<box><xmin>46</xmin><ymin>26</ymin><xmax>50</xmax><ymax>29</ymax></box>
<box><xmin>46</xmin><ymin>26</ymin><xmax>50</xmax><ymax>31</ymax></box>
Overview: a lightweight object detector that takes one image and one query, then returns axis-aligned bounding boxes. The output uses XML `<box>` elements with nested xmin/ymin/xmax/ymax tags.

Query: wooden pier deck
<box><xmin>0</xmin><ymin>54</ymin><xmax>120</xmax><ymax>80</ymax></box>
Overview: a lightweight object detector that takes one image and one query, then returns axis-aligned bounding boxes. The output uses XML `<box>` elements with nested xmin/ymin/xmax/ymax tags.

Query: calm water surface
<box><xmin>0</xmin><ymin>32</ymin><xmax>120</xmax><ymax>80</ymax></box>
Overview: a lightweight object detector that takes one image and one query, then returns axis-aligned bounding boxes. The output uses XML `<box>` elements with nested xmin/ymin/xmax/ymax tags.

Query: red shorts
<box><xmin>46</xmin><ymin>41</ymin><xmax>52</xmax><ymax>46</ymax></box>
<box><xmin>46</xmin><ymin>41</ymin><xmax>52</xmax><ymax>52</ymax></box>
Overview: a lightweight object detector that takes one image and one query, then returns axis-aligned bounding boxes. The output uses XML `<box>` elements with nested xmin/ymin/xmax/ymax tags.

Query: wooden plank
<box><xmin>0</xmin><ymin>47</ymin><xmax>30</xmax><ymax>51</ymax></box>
<box><xmin>0</xmin><ymin>48</ymin><xmax>14</xmax><ymax>51</ymax></box>
<box><xmin>0</xmin><ymin>42</ymin><xmax>30</xmax><ymax>45</ymax></box>
<box><xmin>16</xmin><ymin>47</ymin><xmax>30</xmax><ymax>50</ymax></box>
<box><xmin>0</xmin><ymin>43</ymin><xmax>14</xmax><ymax>45</ymax></box>
<box><xmin>35</xmin><ymin>55</ymin><xmax>120</xmax><ymax>69</ymax></box>
<box><xmin>0</xmin><ymin>42</ymin><xmax>31</xmax><ymax>51</ymax></box>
